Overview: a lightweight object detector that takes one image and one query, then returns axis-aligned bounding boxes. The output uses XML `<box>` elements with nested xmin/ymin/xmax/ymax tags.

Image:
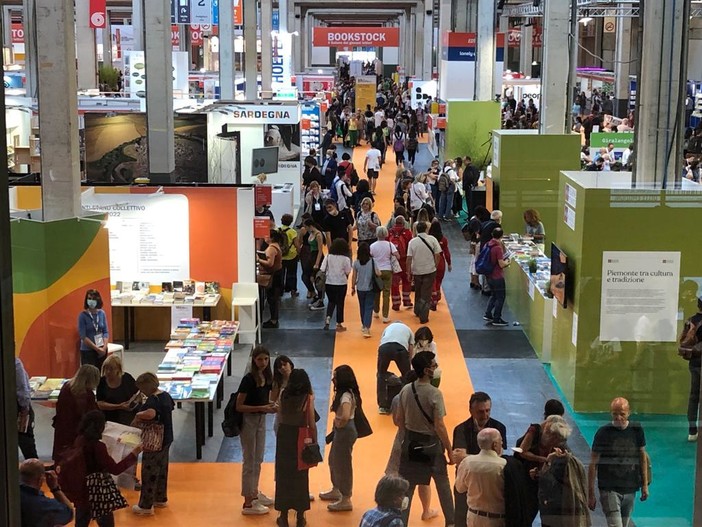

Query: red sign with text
<box><xmin>313</xmin><ymin>27</ymin><xmax>400</xmax><ymax>47</ymax></box>
<box><xmin>190</xmin><ymin>24</ymin><xmax>211</xmax><ymax>46</ymax></box>
<box><xmin>172</xmin><ymin>25</ymin><xmax>180</xmax><ymax>48</ymax></box>
<box><xmin>254</xmin><ymin>217</ymin><xmax>271</xmax><ymax>238</ymax></box>
<box><xmin>89</xmin><ymin>0</ymin><xmax>106</xmax><ymax>28</ymax></box>
<box><xmin>255</xmin><ymin>185</ymin><xmax>272</xmax><ymax>207</ymax></box>
<box><xmin>11</xmin><ymin>23</ymin><xmax>24</xmax><ymax>44</ymax></box>
<box><xmin>234</xmin><ymin>0</ymin><xmax>242</xmax><ymax>25</ymax></box>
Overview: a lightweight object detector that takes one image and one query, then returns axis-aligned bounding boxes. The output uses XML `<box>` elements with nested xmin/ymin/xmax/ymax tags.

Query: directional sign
<box><xmin>178</xmin><ymin>0</ymin><xmax>190</xmax><ymax>24</ymax></box>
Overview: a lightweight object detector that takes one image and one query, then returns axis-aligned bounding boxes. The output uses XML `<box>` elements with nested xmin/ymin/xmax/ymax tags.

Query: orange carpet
<box><xmin>106</xmin><ymin>144</ymin><xmax>474</xmax><ymax>526</ymax></box>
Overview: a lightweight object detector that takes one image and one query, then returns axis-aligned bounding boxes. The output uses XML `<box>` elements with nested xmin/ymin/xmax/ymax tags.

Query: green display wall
<box><xmin>444</xmin><ymin>100</ymin><xmax>501</xmax><ymax>169</ymax></box>
<box><xmin>550</xmin><ymin>172</ymin><xmax>701</xmax><ymax>414</ymax></box>
<box><xmin>491</xmin><ymin>131</ymin><xmax>581</xmax><ymax>249</ymax></box>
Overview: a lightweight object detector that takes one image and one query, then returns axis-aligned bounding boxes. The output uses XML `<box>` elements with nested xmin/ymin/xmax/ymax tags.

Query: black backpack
<box><xmin>222</xmin><ymin>392</ymin><xmax>244</xmax><ymax>437</ymax></box>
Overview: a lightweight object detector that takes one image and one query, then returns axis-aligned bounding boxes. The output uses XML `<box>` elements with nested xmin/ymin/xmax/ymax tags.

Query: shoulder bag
<box><xmin>297</xmin><ymin>396</ymin><xmax>322</xmax><ymax>470</ymax></box>
<box><xmin>388</xmin><ymin>241</ymin><xmax>403</xmax><ymax>274</ymax></box>
<box><xmin>418</xmin><ymin>235</ymin><xmax>437</xmax><ymax>256</ymax></box>
<box><xmin>354</xmin><ymin>400</ymin><xmax>373</xmax><ymax>439</ymax></box>
<box><xmin>86</xmin><ymin>471</ymin><xmax>129</xmax><ymax>519</ymax></box>
<box><xmin>371</xmin><ymin>258</ymin><xmax>384</xmax><ymax>292</ymax></box>
<box><xmin>402</xmin><ymin>382</ymin><xmax>441</xmax><ymax>464</ymax></box>
<box><xmin>314</xmin><ymin>256</ymin><xmax>328</xmax><ymax>292</ymax></box>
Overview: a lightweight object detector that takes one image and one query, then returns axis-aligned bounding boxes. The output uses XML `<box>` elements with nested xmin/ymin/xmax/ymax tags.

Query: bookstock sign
<box><xmin>313</xmin><ymin>27</ymin><xmax>400</xmax><ymax>47</ymax></box>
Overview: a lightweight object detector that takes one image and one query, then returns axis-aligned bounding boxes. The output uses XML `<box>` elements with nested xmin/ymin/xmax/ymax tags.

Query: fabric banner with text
<box><xmin>89</xmin><ymin>0</ymin><xmax>107</xmax><ymax>28</ymax></box>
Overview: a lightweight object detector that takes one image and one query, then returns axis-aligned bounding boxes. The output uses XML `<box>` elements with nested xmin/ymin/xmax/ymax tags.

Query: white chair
<box><xmin>231</xmin><ymin>282</ymin><xmax>261</xmax><ymax>345</ymax></box>
<box><xmin>107</xmin><ymin>343</ymin><xmax>124</xmax><ymax>362</ymax></box>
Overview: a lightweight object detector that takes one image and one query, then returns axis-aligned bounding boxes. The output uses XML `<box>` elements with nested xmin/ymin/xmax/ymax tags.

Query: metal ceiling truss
<box><xmin>502</xmin><ymin>0</ymin><xmax>702</xmax><ymax>18</ymax></box>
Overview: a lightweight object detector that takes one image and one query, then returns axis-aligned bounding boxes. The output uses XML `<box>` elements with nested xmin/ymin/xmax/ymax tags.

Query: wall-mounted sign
<box><xmin>221</xmin><ymin>104</ymin><xmax>301</xmax><ymax>124</ymax></box>
<box><xmin>313</xmin><ymin>27</ymin><xmax>400</xmax><ymax>47</ymax></box>
<box><xmin>254</xmin><ymin>217</ymin><xmax>271</xmax><ymax>238</ymax></box>
<box><xmin>255</xmin><ymin>185</ymin><xmax>272</xmax><ymax>207</ymax></box>
<box><xmin>89</xmin><ymin>0</ymin><xmax>107</xmax><ymax>28</ymax></box>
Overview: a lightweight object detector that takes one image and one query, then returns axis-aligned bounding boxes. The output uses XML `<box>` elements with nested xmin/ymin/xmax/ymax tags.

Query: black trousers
<box><xmin>17</xmin><ymin>405</ymin><xmax>38</xmax><ymax>460</ymax></box>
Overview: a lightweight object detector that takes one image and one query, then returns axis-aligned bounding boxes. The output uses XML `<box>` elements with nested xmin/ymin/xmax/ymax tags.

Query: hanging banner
<box><xmin>271</xmin><ymin>33</ymin><xmax>292</xmax><ymax>92</ymax></box>
<box><xmin>89</xmin><ymin>0</ymin><xmax>107</xmax><ymax>28</ymax></box>
<box><xmin>355</xmin><ymin>76</ymin><xmax>377</xmax><ymax>113</ymax></box>
<box><xmin>313</xmin><ymin>27</ymin><xmax>400</xmax><ymax>47</ymax></box>
<box><xmin>172</xmin><ymin>25</ymin><xmax>181</xmax><ymax>49</ymax></box>
<box><xmin>190</xmin><ymin>0</ymin><xmax>211</xmax><ymax>24</ymax></box>
<box><xmin>11</xmin><ymin>23</ymin><xmax>24</xmax><ymax>44</ymax></box>
<box><xmin>234</xmin><ymin>0</ymin><xmax>243</xmax><ymax>25</ymax></box>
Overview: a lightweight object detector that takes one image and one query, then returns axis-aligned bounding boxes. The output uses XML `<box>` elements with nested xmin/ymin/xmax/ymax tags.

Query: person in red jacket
<box><xmin>61</xmin><ymin>410</ymin><xmax>141</xmax><ymax>527</ymax></box>
<box><xmin>429</xmin><ymin>221</ymin><xmax>452</xmax><ymax>310</ymax></box>
<box><xmin>388</xmin><ymin>216</ymin><xmax>414</xmax><ymax>311</ymax></box>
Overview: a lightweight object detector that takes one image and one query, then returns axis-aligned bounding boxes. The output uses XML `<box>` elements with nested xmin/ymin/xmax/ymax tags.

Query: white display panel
<box><xmin>82</xmin><ymin>192</ymin><xmax>190</xmax><ymax>284</ymax></box>
<box><xmin>599</xmin><ymin>251</ymin><xmax>681</xmax><ymax>342</ymax></box>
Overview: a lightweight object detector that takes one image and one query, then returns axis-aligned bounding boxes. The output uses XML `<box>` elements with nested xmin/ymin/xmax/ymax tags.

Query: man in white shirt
<box><xmin>333</xmin><ymin>172</ymin><xmax>353</xmax><ymax>212</ymax></box>
<box><xmin>621</xmin><ymin>143</ymin><xmax>634</xmax><ymax>168</ymax></box>
<box><xmin>406</xmin><ymin>222</ymin><xmax>442</xmax><ymax>324</ymax></box>
<box><xmin>364</xmin><ymin>145</ymin><xmax>383</xmax><ymax>194</ymax></box>
<box><xmin>376</xmin><ymin>321</ymin><xmax>415</xmax><ymax>413</ymax></box>
<box><xmin>374</xmin><ymin>107</ymin><xmax>385</xmax><ymax>128</ymax></box>
<box><xmin>454</xmin><ymin>428</ymin><xmax>507</xmax><ymax>526</ymax></box>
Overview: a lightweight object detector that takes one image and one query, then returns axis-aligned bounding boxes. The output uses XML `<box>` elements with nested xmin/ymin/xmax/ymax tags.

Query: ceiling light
<box><xmin>580</xmin><ymin>17</ymin><xmax>593</xmax><ymax>26</ymax></box>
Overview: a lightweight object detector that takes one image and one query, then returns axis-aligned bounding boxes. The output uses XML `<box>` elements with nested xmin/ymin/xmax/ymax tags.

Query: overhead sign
<box><xmin>11</xmin><ymin>23</ymin><xmax>24</xmax><ymax>44</ymax></box>
<box><xmin>271</xmin><ymin>33</ymin><xmax>292</xmax><ymax>92</ymax></box>
<box><xmin>442</xmin><ymin>32</ymin><xmax>505</xmax><ymax>62</ymax></box>
<box><xmin>190</xmin><ymin>0</ymin><xmax>211</xmax><ymax>24</ymax></box>
<box><xmin>89</xmin><ymin>0</ymin><xmax>107</xmax><ymax>28</ymax></box>
<box><xmin>313</xmin><ymin>27</ymin><xmax>400</xmax><ymax>47</ymax></box>
<box><xmin>222</xmin><ymin>104</ymin><xmax>301</xmax><ymax>124</ymax></box>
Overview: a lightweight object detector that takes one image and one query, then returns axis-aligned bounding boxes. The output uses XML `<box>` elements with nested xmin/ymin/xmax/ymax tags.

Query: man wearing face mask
<box><xmin>359</xmin><ymin>475</ymin><xmax>409</xmax><ymax>527</ymax></box>
<box><xmin>588</xmin><ymin>397</ymin><xmax>649</xmax><ymax>527</ymax></box>
<box><xmin>451</xmin><ymin>392</ymin><xmax>507</xmax><ymax>527</ymax></box>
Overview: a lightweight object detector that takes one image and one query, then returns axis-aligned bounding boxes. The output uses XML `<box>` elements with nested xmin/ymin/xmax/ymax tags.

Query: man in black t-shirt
<box><xmin>322</xmin><ymin>199</ymin><xmax>353</xmax><ymax>248</ymax></box>
<box><xmin>588</xmin><ymin>397</ymin><xmax>649</xmax><ymax>527</ymax></box>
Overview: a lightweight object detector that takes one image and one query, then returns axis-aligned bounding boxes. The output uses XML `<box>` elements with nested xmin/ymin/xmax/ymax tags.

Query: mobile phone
<box><xmin>256</xmin><ymin>251</ymin><xmax>267</xmax><ymax>260</ymax></box>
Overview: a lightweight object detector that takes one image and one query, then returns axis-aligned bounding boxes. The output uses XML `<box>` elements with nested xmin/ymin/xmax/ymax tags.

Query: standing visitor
<box><xmin>406</xmin><ymin>222</ymin><xmax>442</xmax><ymax>324</ymax></box>
<box><xmin>78</xmin><ymin>289</ymin><xmax>109</xmax><ymax>369</ymax></box>
<box><xmin>428</xmin><ymin>221</ymin><xmax>452</xmax><ymax>310</ymax></box>
<box><xmin>364</xmin><ymin>142</ymin><xmax>383</xmax><ymax>195</ymax></box>
<box><xmin>392</xmin><ymin>126</ymin><xmax>406</xmax><ymax>166</ymax></box>
<box><xmin>483</xmin><ymin>228</ymin><xmax>510</xmax><ymax>326</ymax></box>
<box><xmin>370</xmin><ymin>227</ymin><xmax>400</xmax><ymax>324</ymax></box>
<box><xmin>351</xmin><ymin>242</ymin><xmax>381</xmax><ymax>338</ymax></box>
<box><xmin>354</xmin><ymin>198</ymin><xmax>381</xmax><ymax>246</ymax></box>
<box><xmin>16</xmin><ymin>357</ymin><xmax>38</xmax><ymax>460</ymax></box>
<box><xmin>299</xmin><ymin>219</ymin><xmax>325</xmax><ymax>309</ymax></box>
<box><xmin>320</xmin><ymin>238</ymin><xmax>352</xmax><ymax>331</ymax></box>
<box><xmin>680</xmin><ymin>297</ymin><xmax>702</xmax><ymax>441</ymax></box>
<box><xmin>388</xmin><ymin>216</ymin><xmax>413</xmax><ymax>311</ymax></box>
<box><xmin>406</xmin><ymin>129</ymin><xmax>419</xmax><ymax>167</ymax></box>
<box><xmin>257</xmin><ymin>229</ymin><xmax>285</xmax><ymax>329</ymax></box>
<box><xmin>279</xmin><ymin>214</ymin><xmax>301</xmax><ymax>298</ymax></box>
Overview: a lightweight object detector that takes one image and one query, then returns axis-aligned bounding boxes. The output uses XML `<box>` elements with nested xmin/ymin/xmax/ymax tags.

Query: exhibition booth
<box><xmin>9</xmin><ymin>184</ymin><xmax>256</xmax><ymax>378</ymax></box>
<box><xmin>444</xmin><ymin>100</ymin><xmax>500</xmax><ymax>171</ymax></box>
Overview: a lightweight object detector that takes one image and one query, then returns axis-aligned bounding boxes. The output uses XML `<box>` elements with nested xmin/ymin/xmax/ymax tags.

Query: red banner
<box><xmin>255</xmin><ymin>185</ymin><xmax>272</xmax><ymax>207</ymax></box>
<box><xmin>89</xmin><ymin>0</ymin><xmax>106</xmax><ymax>28</ymax></box>
<box><xmin>313</xmin><ymin>27</ymin><xmax>400</xmax><ymax>47</ymax></box>
<box><xmin>508</xmin><ymin>28</ymin><xmax>521</xmax><ymax>48</ymax></box>
<box><xmin>234</xmin><ymin>0</ymin><xmax>242</xmax><ymax>25</ymax></box>
<box><xmin>172</xmin><ymin>25</ymin><xmax>180</xmax><ymax>48</ymax></box>
<box><xmin>11</xmin><ymin>23</ymin><xmax>24</xmax><ymax>44</ymax></box>
<box><xmin>254</xmin><ymin>217</ymin><xmax>271</xmax><ymax>238</ymax></box>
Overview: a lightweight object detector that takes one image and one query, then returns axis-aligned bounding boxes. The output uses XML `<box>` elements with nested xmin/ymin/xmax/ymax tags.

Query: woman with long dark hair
<box><xmin>275</xmin><ymin>369</ymin><xmax>318</xmax><ymax>527</ymax></box>
<box><xmin>299</xmin><ymin>218</ymin><xmax>325</xmax><ymax>304</ymax></box>
<box><xmin>351</xmin><ymin>242</ymin><xmax>381</xmax><ymax>337</ymax></box>
<box><xmin>236</xmin><ymin>346</ymin><xmax>278</xmax><ymax>515</ymax></box>
<box><xmin>320</xmin><ymin>238</ymin><xmax>352</xmax><ymax>331</ymax></box>
<box><xmin>320</xmin><ymin>365</ymin><xmax>361</xmax><ymax>512</ymax></box>
<box><xmin>257</xmin><ymin>229</ymin><xmax>286</xmax><ymax>329</ymax></box>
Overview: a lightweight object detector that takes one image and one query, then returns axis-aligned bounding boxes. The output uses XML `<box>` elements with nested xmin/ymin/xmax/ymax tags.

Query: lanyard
<box><xmin>88</xmin><ymin>311</ymin><xmax>100</xmax><ymax>333</ymax></box>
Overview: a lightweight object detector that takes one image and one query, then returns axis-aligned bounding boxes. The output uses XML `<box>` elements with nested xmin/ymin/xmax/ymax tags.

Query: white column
<box><xmin>34</xmin><ymin>0</ymin><xmax>81</xmax><ymax>220</ymax></box>
<box><xmin>423</xmin><ymin>9</ymin><xmax>433</xmax><ymax>80</ymax></box>
<box><xmin>220</xmin><ymin>0</ymin><xmax>236</xmax><ymax>99</ymax></box>
<box><xmin>414</xmin><ymin>4</ymin><xmax>425</xmax><ymax>78</ymax></box>
<box><xmin>144</xmin><ymin>0</ymin><xmax>175</xmax><ymax>177</ymax></box>
<box><xmin>614</xmin><ymin>10</ymin><xmax>633</xmax><ymax>117</ymax></box>
<box><xmin>102</xmin><ymin>12</ymin><xmax>113</xmax><ymax>69</ymax></box>
<box><xmin>261</xmin><ymin>0</ymin><xmax>273</xmax><ymax>98</ymax></box>
<box><xmin>75</xmin><ymin>0</ymin><xmax>98</xmax><ymax>90</ymax></box>
<box><xmin>399</xmin><ymin>14</ymin><xmax>406</xmax><ymax>74</ymax></box>
<box><xmin>539</xmin><ymin>0</ymin><xmax>571</xmax><ymax>134</ymax></box>
<box><xmin>520</xmin><ymin>24</ymin><xmax>533</xmax><ymax>75</ymax></box>
<box><xmin>244</xmin><ymin>0</ymin><xmax>258</xmax><ymax>99</ymax></box>
<box><xmin>23</xmin><ymin>0</ymin><xmax>38</xmax><ymax>98</ymax></box>
<box><xmin>475</xmin><ymin>0</ymin><xmax>495</xmax><ymax>101</ymax></box>
<box><xmin>132</xmin><ymin>0</ymin><xmax>143</xmax><ymax>50</ymax></box>
<box><xmin>634</xmin><ymin>0</ymin><xmax>688</xmax><ymax>187</ymax></box>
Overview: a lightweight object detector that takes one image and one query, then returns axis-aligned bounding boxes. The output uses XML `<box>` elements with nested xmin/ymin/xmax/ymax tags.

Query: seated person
<box><xmin>19</xmin><ymin>459</ymin><xmax>73</xmax><ymax>526</ymax></box>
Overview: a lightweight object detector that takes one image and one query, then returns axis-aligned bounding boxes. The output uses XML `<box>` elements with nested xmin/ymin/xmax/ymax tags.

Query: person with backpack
<box><xmin>461</xmin><ymin>206</ymin><xmax>490</xmax><ymax>291</ymax></box>
<box><xmin>392</xmin><ymin>126</ymin><xmax>406</xmax><ymax>166</ymax></box>
<box><xmin>680</xmin><ymin>297</ymin><xmax>702</xmax><ymax>441</ymax></box>
<box><xmin>406</xmin><ymin>129</ymin><xmax>419</xmax><ymax>167</ymax></box>
<box><xmin>331</xmin><ymin>171</ymin><xmax>353</xmax><ymax>213</ymax></box>
<box><xmin>359</xmin><ymin>475</ymin><xmax>408</xmax><ymax>527</ymax></box>
<box><xmin>278</xmin><ymin>214</ymin><xmax>300</xmax><ymax>298</ymax></box>
<box><xmin>388</xmin><ymin>216</ymin><xmax>413</xmax><ymax>311</ymax></box>
<box><xmin>257</xmin><ymin>229</ymin><xmax>285</xmax><ymax>329</ymax></box>
<box><xmin>477</xmin><ymin>210</ymin><xmax>502</xmax><ymax>295</ymax></box>
<box><xmin>480</xmin><ymin>227</ymin><xmax>510</xmax><ymax>326</ymax></box>
<box><xmin>437</xmin><ymin>160</ymin><xmax>459</xmax><ymax>222</ymax></box>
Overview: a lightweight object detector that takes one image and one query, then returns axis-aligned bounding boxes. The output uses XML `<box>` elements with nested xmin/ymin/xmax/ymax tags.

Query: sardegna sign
<box><xmin>313</xmin><ymin>27</ymin><xmax>400</xmax><ymax>47</ymax></box>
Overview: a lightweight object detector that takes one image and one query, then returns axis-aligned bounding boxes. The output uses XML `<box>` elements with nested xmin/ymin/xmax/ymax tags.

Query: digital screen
<box><xmin>251</xmin><ymin>147</ymin><xmax>279</xmax><ymax>177</ymax></box>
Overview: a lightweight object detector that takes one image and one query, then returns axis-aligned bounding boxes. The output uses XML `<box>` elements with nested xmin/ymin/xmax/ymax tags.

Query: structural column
<box><xmin>75</xmin><ymin>0</ymin><xmax>98</xmax><ymax>90</ymax></box>
<box><xmin>132</xmin><ymin>0</ymin><xmax>143</xmax><ymax>50</ymax></box>
<box><xmin>260</xmin><ymin>0</ymin><xmax>272</xmax><ymax>98</ymax></box>
<box><xmin>220</xmin><ymin>0</ymin><xmax>236</xmax><ymax>99</ymax></box>
<box><xmin>475</xmin><ymin>0</ymin><xmax>496</xmax><ymax>101</ymax></box>
<box><xmin>539</xmin><ymin>0</ymin><xmax>571</xmax><ymax>134</ymax></box>
<box><xmin>102</xmin><ymin>13</ymin><xmax>113</xmax><ymax>69</ymax></box>
<box><xmin>143</xmin><ymin>0</ymin><xmax>175</xmax><ymax>178</ymax></box>
<box><xmin>423</xmin><ymin>8</ymin><xmax>433</xmax><ymax>80</ymax></box>
<box><xmin>34</xmin><ymin>0</ymin><xmax>81</xmax><ymax>220</ymax></box>
<box><xmin>634</xmin><ymin>0</ymin><xmax>689</xmax><ymax>187</ymax></box>
<box><xmin>243</xmin><ymin>0</ymin><xmax>257</xmax><ymax>99</ymax></box>
<box><xmin>414</xmin><ymin>4</ymin><xmax>425</xmax><ymax>79</ymax></box>
<box><xmin>23</xmin><ymin>0</ymin><xmax>38</xmax><ymax>98</ymax></box>
<box><xmin>614</xmin><ymin>9</ymin><xmax>633</xmax><ymax>117</ymax></box>
<box><xmin>437</xmin><ymin>0</ymin><xmax>452</xmax><ymax>78</ymax></box>
<box><xmin>519</xmin><ymin>24</ymin><xmax>533</xmax><ymax>75</ymax></box>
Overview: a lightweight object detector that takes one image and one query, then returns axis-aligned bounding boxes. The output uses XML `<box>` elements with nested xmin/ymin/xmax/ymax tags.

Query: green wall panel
<box><xmin>445</xmin><ymin>101</ymin><xmax>501</xmax><ymax>169</ymax></box>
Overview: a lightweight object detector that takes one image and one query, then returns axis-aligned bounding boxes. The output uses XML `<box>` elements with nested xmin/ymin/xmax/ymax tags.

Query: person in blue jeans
<box><xmin>438</xmin><ymin>161</ymin><xmax>458</xmax><ymax>221</ymax></box>
<box><xmin>483</xmin><ymin>228</ymin><xmax>510</xmax><ymax>326</ymax></box>
<box><xmin>352</xmin><ymin>242</ymin><xmax>381</xmax><ymax>338</ymax></box>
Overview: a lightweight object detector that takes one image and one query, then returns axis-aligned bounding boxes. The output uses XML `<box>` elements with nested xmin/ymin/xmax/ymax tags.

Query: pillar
<box><xmin>520</xmin><ymin>24</ymin><xmax>533</xmax><ymax>76</ymax></box>
<box><xmin>399</xmin><ymin>13</ymin><xmax>407</xmax><ymax>75</ymax></box>
<box><xmin>34</xmin><ymin>0</ymin><xmax>81</xmax><ymax>220</ymax></box>
<box><xmin>455</xmin><ymin>0</ymin><xmax>476</xmax><ymax>33</ymax></box>
<box><xmin>143</xmin><ymin>0</ymin><xmax>175</xmax><ymax>178</ymax></box>
<box><xmin>102</xmin><ymin>13</ymin><xmax>113</xmax><ymax>69</ymax></box>
<box><xmin>613</xmin><ymin>10</ymin><xmax>633</xmax><ymax>117</ymax></box>
<box><xmin>23</xmin><ymin>0</ymin><xmax>38</xmax><ymax>98</ymax></box>
<box><xmin>634</xmin><ymin>0</ymin><xmax>689</xmax><ymax>188</ymax></box>
<box><xmin>539</xmin><ymin>0</ymin><xmax>571</xmax><ymax>134</ymax></box>
<box><xmin>220</xmin><ymin>0</ymin><xmax>236</xmax><ymax>99</ymax></box>
<box><xmin>437</xmin><ymin>0</ymin><xmax>452</xmax><ymax>78</ymax></box>
<box><xmin>75</xmin><ymin>0</ymin><xmax>98</xmax><ymax>90</ymax></box>
<box><xmin>689</xmin><ymin>18</ymin><xmax>702</xmax><ymax>81</ymax></box>
<box><xmin>423</xmin><ymin>8</ymin><xmax>433</xmax><ymax>80</ymax></box>
<box><xmin>132</xmin><ymin>0</ymin><xmax>143</xmax><ymax>50</ymax></box>
<box><xmin>243</xmin><ymin>0</ymin><xmax>257</xmax><ymax>99</ymax></box>
<box><xmin>414</xmin><ymin>4</ymin><xmax>425</xmax><ymax>79</ymax></box>
<box><xmin>261</xmin><ymin>0</ymin><xmax>273</xmax><ymax>98</ymax></box>
<box><xmin>475</xmin><ymin>0</ymin><xmax>496</xmax><ymax>101</ymax></box>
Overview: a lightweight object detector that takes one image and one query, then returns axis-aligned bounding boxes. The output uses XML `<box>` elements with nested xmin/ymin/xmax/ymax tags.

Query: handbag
<box><xmin>402</xmin><ymin>382</ymin><xmax>440</xmax><ymax>464</ymax></box>
<box><xmin>314</xmin><ymin>257</ymin><xmax>328</xmax><ymax>293</ymax></box>
<box><xmin>297</xmin><ymin>396</ymin><xmax>322</xmax><ymax>470</ymax></box>
<box><xmin>388</xmin><ymin>242</ymin><xmax>403</xmax><ymax>274</ymax></box>
<box><xmin>371</xmin><ymin>258</ymin><xmax>384</xmax><ymax>292</ymax></box>
<box><xmin>130</xmin><ymin>419</ymin><xmax>164</xmax><ymax>452</ymax></box>
<box><xmin>86</xmin><ymin>471</ymin><xmax>128</xmax><ymax>519</ymax></box>
<box><xmin>354</xmin><ymin>403</ymin><xmax>373</xmax><ymax>439</ymax></box>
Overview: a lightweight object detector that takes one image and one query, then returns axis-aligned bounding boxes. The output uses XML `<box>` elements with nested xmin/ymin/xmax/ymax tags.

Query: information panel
<box><xmin>82</xmin><ymin>193</ymin><xmax>190</xmax><ymax>284</ymax></box>
<box><xmin>599</xmin><ymin>251</ymin><xmax>680</xmax><ymax>342</ymax></box>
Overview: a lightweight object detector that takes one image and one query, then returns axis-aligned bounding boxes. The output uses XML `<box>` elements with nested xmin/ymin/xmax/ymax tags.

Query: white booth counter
<box><xmin>270</xmin><ymin>183</ymin><xmax>295</xmax><ymax>224</ymax></box>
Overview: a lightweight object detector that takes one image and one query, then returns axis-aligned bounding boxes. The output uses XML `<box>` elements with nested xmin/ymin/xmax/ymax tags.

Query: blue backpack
<box><xmin>329</xmin><ymin>176</ymin><xmax>340</xmax><ymax>202</ymax></box>
<box><xmin>475</xmin><ymin>243</ymin><xmax>495</xmax><ymax>275</ymax></box>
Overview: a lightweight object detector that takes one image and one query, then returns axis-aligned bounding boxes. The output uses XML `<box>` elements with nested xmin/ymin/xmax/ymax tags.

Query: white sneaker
<box><xmin>362</xmin><ymin>328</ymin><xmax>371</xmax><ymax>338</ymax></box>
<box><xmin>132</xmin><ymin>505</ymin><xmax>155</xmax><ymax>516</ymax></box>
<box><xmin>382</xmin><ymin>317</ymin><xmax>391</xmax><ymax>324</ymax></box>
<box><xmin>256</xmin><ymin>492</ymin><xmax>275</xmax><ymax>506</ymax></box>
<box><xmin>242</xmin><ymin>503</ymin><xmax>270</xmax><ymax>515</ymax></box>
<box><xmin>373</xmin><ymin>312</ymin><xmax>380</xmax><ymax>319</ymax></box>
<box><xmin>689</xmin><ymin>433</ymin><xmax>698</xmax><ymax>442</ymax></box>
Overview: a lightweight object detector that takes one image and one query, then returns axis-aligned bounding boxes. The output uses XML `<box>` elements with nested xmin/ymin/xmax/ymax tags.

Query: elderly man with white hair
<box><xmin>455</xmin><ymin>428</ymin><xmax>507</xmax><ymax>526</ymax></box>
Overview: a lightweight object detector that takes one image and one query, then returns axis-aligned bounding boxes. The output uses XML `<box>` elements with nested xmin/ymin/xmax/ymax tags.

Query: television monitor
<box><xmin>251</xmin><ymin>146</ymin><xmax>279</xmax><ymax>177</ymax></box>
<box><xmin>550</xmin><ymin>243</ymin><xmax>568</xmax><ymax>308</ymax></box>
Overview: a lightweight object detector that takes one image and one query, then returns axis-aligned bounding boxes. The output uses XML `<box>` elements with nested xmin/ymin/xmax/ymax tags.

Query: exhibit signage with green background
<box><xmin>589</xmin><ymin>131</ymin><xmax>635</xmax><ymax>161</ymax></box>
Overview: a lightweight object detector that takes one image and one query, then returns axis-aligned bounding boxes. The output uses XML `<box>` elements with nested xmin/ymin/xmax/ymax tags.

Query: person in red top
<box><xmin>429</xmin><ymin>221</ymin><xmax>452</xmax><ymax>310</ymax></box>
<box><xmin>52</xmin><ymin>365</ymin><xmax>100</xmax><ymax>463</ymax></box>
<box><xmin>61</xmin><ymin>410</ymin><xmax>141</xmax><ymax>527</ymax></box>
<box><xmin>483</xmin><ymin>228</ymin><xmax>510</xmax><ymax>326</ymax></box>
<box><xmin>388</xmin><ymin>215</ymin><xmax>414</xmax><ymax>311</ymax></box>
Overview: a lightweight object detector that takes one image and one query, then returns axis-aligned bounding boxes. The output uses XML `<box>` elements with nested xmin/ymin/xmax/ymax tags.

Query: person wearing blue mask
<box><xmin>78</xmin><ymin>289</ymin><xmax>109</xmax><ymax>369</ymax></box>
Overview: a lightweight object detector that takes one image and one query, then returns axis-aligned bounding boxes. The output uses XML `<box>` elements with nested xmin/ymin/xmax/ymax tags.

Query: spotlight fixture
<box><xmin>579</xmin><ymin>17</ymin><xmax>593</xmax><ymax>26</ymax></box>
